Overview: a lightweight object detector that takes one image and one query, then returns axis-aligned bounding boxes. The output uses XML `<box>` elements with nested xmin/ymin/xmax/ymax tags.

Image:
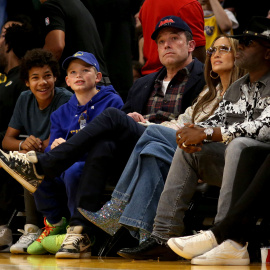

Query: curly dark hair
<box><xmin>4</xmin><ymin>23</ymin><xmax>37</xmax><ymax>59</ymax></box>
<box><xmin>20</xmin><ymin>48</ymin><xmax>60</xmax><ymax>81</ymax></box>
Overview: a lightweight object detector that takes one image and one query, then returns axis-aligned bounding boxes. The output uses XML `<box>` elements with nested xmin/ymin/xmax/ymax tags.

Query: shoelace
<box><xmin>9</xmin><ymin>151</ymin><xmax>30</xmax><ymax>165</ymax></box>
<box><xmin>197</xmin><ymin>230</ymin><xmax>215</xmax><ymax>245</ymax></box>
<box><xmin>16</xmin><ymin>229</ymin><xmax>39</xmax><ymax>244</ymax></box>
<box><xmin>62</xmin><ymin>234</ymin><xmax>84</xmax><ymax>246</ymax></box>
<box><xmin>36</xmin><ymin>218</ymin><xmax>55</xmax><ymax>243</ymax></box>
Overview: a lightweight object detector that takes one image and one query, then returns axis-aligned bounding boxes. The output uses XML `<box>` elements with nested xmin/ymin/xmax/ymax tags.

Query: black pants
<box><xmin>211</xmin><ymin>146</ymin><xmax>270</xmax><ymax>244</ymax></box>
<box><xmin>0</xmin><ymin>170</ymin><xmax>23</xmax><ymax>225</ymax></box>
<box><xmin>36</xmin><ymin>108</ymin><xmax>146</xmax><ymax>228</ymax></box>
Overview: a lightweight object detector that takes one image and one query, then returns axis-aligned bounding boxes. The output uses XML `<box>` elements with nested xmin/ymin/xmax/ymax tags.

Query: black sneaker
<box><xmin>0</xmin><ymin>150</ymin><xmax>44</xmax><ymax>194</ymax></box>
<box><xmin>117</xmin><ymin>237</ymin><xmax>179</xmax><ymax>261</ymax></box>
<box><xmin>55</xmin><ymin>226</ymin><xmax>92</xmax><ymax>259</ymax></box>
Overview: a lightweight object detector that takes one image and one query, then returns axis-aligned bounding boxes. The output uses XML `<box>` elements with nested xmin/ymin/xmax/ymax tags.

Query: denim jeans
<box><xmin>152</xmin><ymin>142</ymin><xmax>226</xmax><ymax>241</ymax></box>
<box><xmin>111</xmin><ymin>125</ymin><xmax>177</xmax><ymax>238</ymax></box>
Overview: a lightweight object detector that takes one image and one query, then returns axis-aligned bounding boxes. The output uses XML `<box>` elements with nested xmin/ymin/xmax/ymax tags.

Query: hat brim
<box><xmin>62</xmin><ymin>56</ymin><xmax>77</xmax><ymax>70</ymax></box>
<box><xmin>229</xmin><ymin>33</ymin><xmax>270</xmax><ymax>41</ymax></box>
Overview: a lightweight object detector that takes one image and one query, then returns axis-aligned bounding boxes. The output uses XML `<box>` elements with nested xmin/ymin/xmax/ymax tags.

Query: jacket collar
<box><xmin>224</xmin><ymin>70</ymin><xmax>270</xmax><ymax>102</ymax></box>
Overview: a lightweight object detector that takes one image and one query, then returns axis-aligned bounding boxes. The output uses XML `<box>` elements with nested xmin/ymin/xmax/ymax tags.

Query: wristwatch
<box><xmin>204</xmin><ymin>127</ymin><xmax>214</xmax><ymax>142</ymax></box>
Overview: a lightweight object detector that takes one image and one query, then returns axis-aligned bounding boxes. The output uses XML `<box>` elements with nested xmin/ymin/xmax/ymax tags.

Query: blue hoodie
<box><xmin>46</xmin><ymin>85</ymin><xmax>123</xmax><ymax>152</ymax></box>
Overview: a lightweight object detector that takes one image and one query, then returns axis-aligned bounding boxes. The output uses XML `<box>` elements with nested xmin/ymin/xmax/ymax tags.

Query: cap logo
<box><xmin>74</xmin><ymin>51</ymin><xmax>83</xmax><ymax>57</ymax></box>
<box><xmin>158</xmin><ymin>19</ymin><xmax>175</xmax><ymax>28</ymax></box>
<box><xmin>45</xmin><ymin>17</ymin><xmax>50</xmax><ymax>26</ymax></box>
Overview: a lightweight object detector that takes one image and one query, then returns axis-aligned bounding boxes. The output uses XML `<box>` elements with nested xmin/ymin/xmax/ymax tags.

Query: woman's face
<box><xmin>210</xmin><ymin>37</ymin><xmax>234</xmax><ymax>77</ymax></box>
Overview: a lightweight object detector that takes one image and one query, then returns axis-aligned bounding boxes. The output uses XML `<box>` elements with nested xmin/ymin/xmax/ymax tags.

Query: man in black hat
<box><xmin>116</xmin><ymin>16</ymin><xmax>270</xmax><ymax>261</ymax></box>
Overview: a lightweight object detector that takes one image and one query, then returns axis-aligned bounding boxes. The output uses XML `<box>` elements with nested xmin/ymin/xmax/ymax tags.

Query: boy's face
<box><xmin>65</xmin><ymin>59</ymin><xmax>102</xmax><ymax>93</ymax></box>
<box><xmin>26</xmin><ymin>65</ymin><xmax>56</xmax><ymax>104</ymax></box>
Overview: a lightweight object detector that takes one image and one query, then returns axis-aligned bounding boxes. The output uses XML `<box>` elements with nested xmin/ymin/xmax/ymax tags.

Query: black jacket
<box><xmin>122</xmin><ymin>58</ymin><xmax>205</xmax><ymax>115</ymax></box>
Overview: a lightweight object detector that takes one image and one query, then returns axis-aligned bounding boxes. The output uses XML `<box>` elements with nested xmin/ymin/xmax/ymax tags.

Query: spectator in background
<box><xmin>132</xmin><ymin>61</ymin><xmax>143</xmax><ymax>82</ymax></box>
<box><xmin>39</xmin><ymin>0</ymin><xmax>110</xmax><ymax>88</ymax></box>
<box><xmin>134</xmin><ymin>10</ymin><xmax>145</xmax><ymax>66</ymax></box>
<box><xmin>0</xmin><ymin>20</ymin><xmax>37</xmax><ymax>252</ymax></box>
<box><xmin>0</xmin><ymin>0</ymin><xmax>7</xmax><ymax>33</ymax></box>
<box><xmin>139</xmin><ymin>0</ymin><xmax>206</xmax><ymax>76</ymax></box>
<box><xmin>199</xmin><ymin>0</ymin><xmax>239</xmax><ymax>49</ymax></box>
<box><xmin>223</xmin><ymin>0</ymin><xmax>269</xmax><ymax>34</ymax></box>
<box><xmin>80</xmin><ymin>0</ymin><xmax>141</xmax><ymax>102</ymax></box>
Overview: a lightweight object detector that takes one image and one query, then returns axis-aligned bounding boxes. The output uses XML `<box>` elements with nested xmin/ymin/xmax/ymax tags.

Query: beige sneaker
<box><xmin>55</xmin><ymin>226</ymin><xmax>91</xmax><ymax>259</ymax></box>
<box><xmin>0</xmin><ymin>150</ymin><xmax>44</xmax><ymax>193</ymax></box>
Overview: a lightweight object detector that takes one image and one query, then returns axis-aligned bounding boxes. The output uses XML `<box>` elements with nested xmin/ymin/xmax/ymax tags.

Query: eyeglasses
<box><xmin>206</xmin><ymin>45</ymin><xmax>232</xmax><ymax>57</ymax></box>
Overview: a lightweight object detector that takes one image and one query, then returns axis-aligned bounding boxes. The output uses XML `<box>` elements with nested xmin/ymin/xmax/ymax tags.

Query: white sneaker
<box><xmin>191</xmin><ymin>239</ymin><xmax>250</xmax><ymax>265</ymax></box>
<box><xmin>167</xmin><ymin>230</ymin><xmax>217</xmax><ymax>259</ymax></box>
<box><xmin>10</xmin><ymin>224</ymin><xmax>42</xmax><ymax>254</ymax></box>
<box><xmin>0</xmin><ymin>225</ymin><xmax>12</xmax><ymax>252</ymax></box>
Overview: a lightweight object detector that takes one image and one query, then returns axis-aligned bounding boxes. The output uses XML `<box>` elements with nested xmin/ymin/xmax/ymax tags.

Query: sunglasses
<box><xmin>206</xmin><ymin>45</ymin><xmax>232</xmax><ymax>57</ymax></box>
<box><xmin>239</xmin><ymin>38</ymin><xmax>255</xmax><ymax>47</ymax></box>
<box><xmin>239</xmin><ymin>37</ymin><xmax>270</xmax><ymax>48</ymax></box>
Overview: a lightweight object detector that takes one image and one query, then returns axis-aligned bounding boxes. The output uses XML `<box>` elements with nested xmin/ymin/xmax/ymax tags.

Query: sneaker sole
<box><xmin>0</xmin><ymin>159</ymin><xmax>37</xmax><ymax>194</ymax></box>
<box><xmin>167</xmin><ymin>238</ymin><xmax>193</xmax><ymax>259</ymax></box>
<box><xmin>55</xmin><ymin>251</ymin><xmax>91</xmax><ymax>259</ymax></box>
<box><xmin>191</xmin><ymin>258</ymin><xmax>250</xmax><ymax>265</ymax></box>
<box><xmin>117</xmin><ymin>251</ymin><xmax>179</xmax><ymax>261</ymax></box>
<box><xmin>10</xmin><ymin>247</ymin><xmax>27</xmax><ymax>254</ymax></box>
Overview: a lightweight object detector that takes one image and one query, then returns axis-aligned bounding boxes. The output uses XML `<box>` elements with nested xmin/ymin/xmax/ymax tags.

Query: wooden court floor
<box><xmin>0</xmin><ymin>253</ymin><xmax>266</xmax><ymax>270</ymax></box>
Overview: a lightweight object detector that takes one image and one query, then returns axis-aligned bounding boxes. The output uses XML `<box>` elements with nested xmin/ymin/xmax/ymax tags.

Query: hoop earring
<box><xmin>210</xmin><ymin>70</ymin><xmax>219</xmax><ymax>79</ymax></box>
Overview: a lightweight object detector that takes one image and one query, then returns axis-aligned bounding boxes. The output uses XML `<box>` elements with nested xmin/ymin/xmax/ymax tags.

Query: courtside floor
<box><xmin>0</xmin><ymin>254</ymin><xmax>265</xmax><ymax>270</ymax></box>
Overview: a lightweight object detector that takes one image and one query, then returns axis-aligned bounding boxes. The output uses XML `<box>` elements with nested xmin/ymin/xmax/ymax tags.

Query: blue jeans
<box><xmin>111</xmin><ymin>125</ymin><xmax>177</xmax><ymax>239</ymax></box>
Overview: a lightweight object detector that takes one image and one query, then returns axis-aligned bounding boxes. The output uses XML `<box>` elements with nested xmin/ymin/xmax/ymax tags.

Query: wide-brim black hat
<box><xmin>230</xmin><ymin>16</ymin><xmax>270</xmax><ymax>41</ymax></box>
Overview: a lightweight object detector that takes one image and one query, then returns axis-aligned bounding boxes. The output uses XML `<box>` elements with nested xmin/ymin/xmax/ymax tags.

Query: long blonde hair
<box><xmin>191</xmin><ymin>35</ymin><xmax>247</xmax><ymax>123</ymax></box>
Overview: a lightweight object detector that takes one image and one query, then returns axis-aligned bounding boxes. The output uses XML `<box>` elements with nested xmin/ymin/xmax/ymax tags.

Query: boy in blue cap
<box><xmin>26</xmin><ymin>51</ymin><xmax>123</xmax><ymax>256</ymax></box>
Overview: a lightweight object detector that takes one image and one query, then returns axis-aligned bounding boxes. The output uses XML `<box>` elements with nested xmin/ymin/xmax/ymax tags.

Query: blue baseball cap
<box><xmin>62</xmin><ymin>51</ymin><xmax>100</xmax><ymax>71</ymax></box>
<box><xmin>151</xmin><ymin>15</ymin><xmax>192</xmax><ymax>40</ymax></box>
